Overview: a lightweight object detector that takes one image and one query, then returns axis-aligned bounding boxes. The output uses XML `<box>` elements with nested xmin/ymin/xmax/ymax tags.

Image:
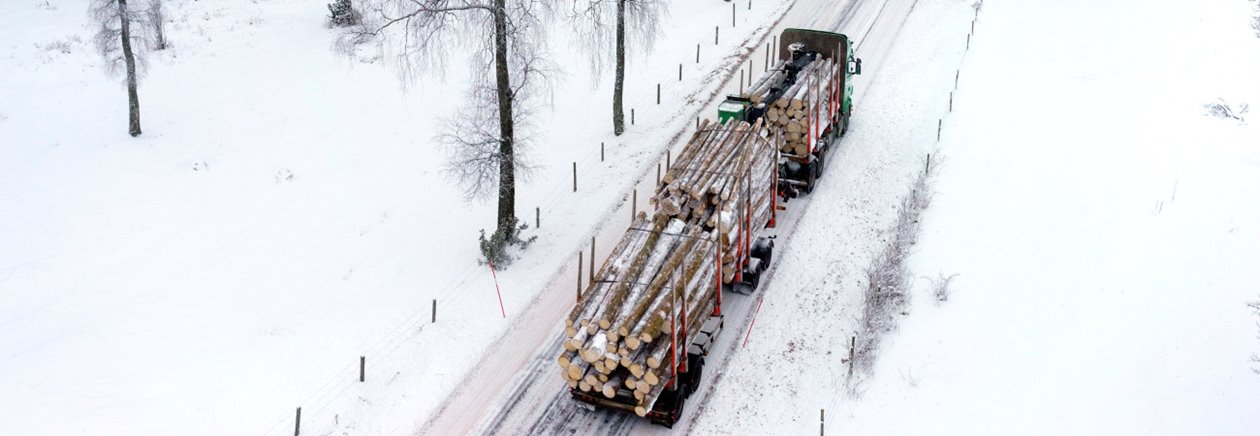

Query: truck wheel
<box><xmin>752</xmin><ymin>237</ymin><xmax>774</xmax><ymax>265</ymax></box>
<box><xmin>803</xmin><ymin>155</ymin><xmax>820</xmax><ymax>193</ymax></box>
<box><xmin>815</xmin><ymin>152</ymin><xmax>826</xmax><ymax>180</ymax></box>
<box><xmin>686</xmin><ymin>355</ymin><xmax>705</xmax><ymax>397</ymax></box>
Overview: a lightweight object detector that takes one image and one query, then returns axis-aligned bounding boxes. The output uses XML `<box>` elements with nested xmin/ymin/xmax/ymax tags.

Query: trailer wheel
<box><xmin>652</xmin><ymin>388</ymin><xmax>685</xmax><ymax>428</ymax></box>
<box><xmin>752</xmin><ymin>242</ymin><xmax>774</xmax><ymax>269</ymax></box>
<box><xmin>686</xmin><ymin>354</ymin><xmax>705</xmax><ymax>397</ymax></box>
<box><xmin>815</xmin><ymin>151</ymin><xmax>826</xmax><ymax>180</ymax></box>
<box><xmin>802</xmin><ymin>155</ymin><xmax>820</xmax><ymax>194</ymax></box>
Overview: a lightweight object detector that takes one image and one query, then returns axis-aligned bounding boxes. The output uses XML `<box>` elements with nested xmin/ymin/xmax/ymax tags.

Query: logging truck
<box><xmin>557</xmin><ymin>29</ymin><xmax>862</xmax><ymax>427</ymax></box>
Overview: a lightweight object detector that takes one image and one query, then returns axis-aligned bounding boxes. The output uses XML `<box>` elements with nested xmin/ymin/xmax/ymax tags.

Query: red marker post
<box><xmin>742</xmin><ymin>295</ymin><xmax>765</xmax><ymax>348</ymax></box>
<box><xmin>488</xmin><ymin>260</ymin><xmax>506</xmax><ymax>319</ymax></box>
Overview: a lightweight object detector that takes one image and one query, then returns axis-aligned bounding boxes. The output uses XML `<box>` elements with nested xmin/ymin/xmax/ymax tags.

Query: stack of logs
<box><xmin>557</xmin><ymin>120</ymin><xmax>779</xmax><ymax>417</ymax></box>
<box><xmin>742</xmin><ymin>57</ymin><xmax>837</xmax><ymax>156</ymax></box>
<box><xmin>653</xmin><ymin>118</ymin><xmax>778</xmax><ymax>284</ymax></box>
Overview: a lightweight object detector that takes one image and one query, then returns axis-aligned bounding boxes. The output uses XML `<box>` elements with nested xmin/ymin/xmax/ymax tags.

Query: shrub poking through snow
<box><xmin>1252</xmin><ymin>1</ymin><xmax>1260</xmax><ymax>38</ymax></box>
<box><xmin>930</xmin><ymin>273</ymin><xmax>958</xmax><ymax>305</ymax></box>
<box><xmin>849</xmin><ymin>154</ymin><xmax>937</xmax><ymax>390</ymax></box>
<box><xmin>1250</xmin><ymin>298</ymin><xmax>1259</xmax><ymax>374</ymax></box>
<box><xmin>328</xmin><ymin>0</ymin><xmax>359</xmax><ymax>27</ymax></box>
<box><xmin>478</xmin><ymin>218</ymin><xmax>536</xmax><ymax>268</ymax></box>
<box><xmin>1203</xmin><ymin>98</ymin><xmax>1248</xmax><ymax>122</ymax></box>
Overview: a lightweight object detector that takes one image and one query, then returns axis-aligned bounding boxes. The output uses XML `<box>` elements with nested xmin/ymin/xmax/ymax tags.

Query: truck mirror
<box><xmin>854</xmin><ymin>58</ymin><xmax>863</xmax><ymax>75</ymax></box>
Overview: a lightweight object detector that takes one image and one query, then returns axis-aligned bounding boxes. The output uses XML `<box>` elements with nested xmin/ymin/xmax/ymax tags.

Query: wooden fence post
<box><xmin>572</xmin><ymin>162</ymin><xmax>577</xmax><ymax>192</ymax></box>
<box><xmin>295</xmin><ymin>407</ymin><xmax>301</xmax><ymax>436</ymax></box>
<box><xmin>432</xmin><ymin>299</ymin><xmax>436</xmax><ymax>323</ymax></box>
<box><xmin>578</xmin><ymin>251</ymin><xmax>583</xmax><ymax>299</ymax></box>
<box><xmin>848</xmin><ymin>336</ymin><xmax>856</xmax><ymax>376</ymax></box>
<box><xmin>590</xmin><ymin>237</ymin><xmax>595</xmax><ymax>283</ymax></box>
<box><xmin>359</xmin><ymin>356</ymin><xmax>365</xmax><ymax>382</ymax></box>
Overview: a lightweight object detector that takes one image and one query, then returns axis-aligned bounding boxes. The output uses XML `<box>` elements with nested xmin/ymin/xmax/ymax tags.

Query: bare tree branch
<box><xmin>344</xmin><ymin>0</ymin><xmax>555</xmax><ymax>263</ymax></box>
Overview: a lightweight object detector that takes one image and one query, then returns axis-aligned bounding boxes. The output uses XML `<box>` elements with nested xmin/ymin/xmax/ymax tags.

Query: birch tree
<box><xmin>352</xmin><ymin>0</ymin><xmax>554</xmax><ymax>265</ymax></box>
<box><xmin>91</xmin><ymin>0</ymin><xmax>153</xmax><ymax>137</ymax></box>
<box><xmin>570</xmin><ymin>0</ymin><xmax>663</xmax><ymax>136</ymax></box>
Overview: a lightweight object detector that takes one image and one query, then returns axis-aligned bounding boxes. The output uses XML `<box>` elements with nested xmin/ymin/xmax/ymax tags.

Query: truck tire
<box><xmin>752</xmin><ymin>237</ymin><xmax>774</xmax><ymax>265</ymax></box>
<box><xmin>803</xmin><ymin>155</ymin><xmax>820</xmax><ymax>193</ymax></box>
<box><xmin>815</xmin><ymin>151</ymin><xmax>826</xmax><ymax>180</ymax></box>
<box><xmin>686</xmin><ymin>354</ymin><xmax>705</xmax><ymax>397</ymax></box>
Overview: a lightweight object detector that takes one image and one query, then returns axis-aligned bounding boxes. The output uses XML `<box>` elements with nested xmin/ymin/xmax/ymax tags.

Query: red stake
<box><xmin>743</xmin><ymin>295</ymin><xmax>765</xmax><ymax>348</ymax></box>
<box><xmin>488</xmin><ymin>260</ymin><xmax>506</xmax><ymax>319</ymax></box>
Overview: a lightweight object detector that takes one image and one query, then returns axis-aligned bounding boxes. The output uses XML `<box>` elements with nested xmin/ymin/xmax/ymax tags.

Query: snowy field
<box><xmin>834</xmin><ymin>0</ymin><xmax>1260</xmax><ymax>433</ymax></box>
<box><xmin>3</xmin><ymin>0</ymin><xmax>1259</xmax><ymax>434</ymax></box>
<box><xmin>1</xmin><ymin>0</ymin><xmax>795</xmax><ymax>434</ymax></box>
<box><xmin>698</xmin><ymin>0</ymin><xmax>1260</xmax><ymax>434</ymax></box>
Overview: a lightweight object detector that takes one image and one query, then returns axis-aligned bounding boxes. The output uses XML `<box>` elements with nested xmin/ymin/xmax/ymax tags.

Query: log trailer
<box><xmin>558</xmin><ymin>29</ymin><xmax>861</xmax><ymax>427</ymax></box>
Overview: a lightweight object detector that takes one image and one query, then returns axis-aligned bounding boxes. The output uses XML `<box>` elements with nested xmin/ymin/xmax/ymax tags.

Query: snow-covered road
<box><xmin>414</xmin><ymin>0</ymin><xmax>933</xmax><ymax>433</ymax></box>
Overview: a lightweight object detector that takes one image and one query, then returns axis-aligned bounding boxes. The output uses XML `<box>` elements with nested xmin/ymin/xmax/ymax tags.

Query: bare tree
<box><xmin>352</xmin><ymin>0</ymin><xmax>554</xmax><ymax>265</ymax></box>
<box><xmin>147</xmin><ymin>0</ymin><xmax>167</xmax><ymax>50</ymax></box>
<box><xmin>91</xmin><ymin>0</ymin><xmax>152</xmax><ymax>137</ymax></box>
<box><xmin>570</xmin><ymin>0</ymin><xmax>663</xmax><ymax>136</ymax></box>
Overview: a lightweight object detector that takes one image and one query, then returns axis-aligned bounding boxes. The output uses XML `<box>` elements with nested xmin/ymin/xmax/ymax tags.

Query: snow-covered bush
<box><xmin>1252</xmin><ymin>0</ymin><xmax>1260</xmax><ymax>38</ymax></box>
<box><xmin>1250</xmin><ymin>298</ymin><xmax>1259</xmax><ymax>374</ymax></box>
<box><xmin>1204</xmin><ymin>99</ymin><xmax>1248</xmax><ymax>122</ymax></box>
<box><xmin>477</xmin><ymin>218</ymin><xmax>536</xmax><ymax>268</ymax></box>
<box><xmin>930</xmin><ymin>273</ymin><xmax>958</xmax><ymax>305</ymax></box>
<box><xmin>850</xmin><ymin>154</ymin><xmax>937</xmax><ymax>388</ymax></box>
<box><xmin>327</xmin><ymin>0</ymin><xmax>359</xmax><ymax>27</ymax></box>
